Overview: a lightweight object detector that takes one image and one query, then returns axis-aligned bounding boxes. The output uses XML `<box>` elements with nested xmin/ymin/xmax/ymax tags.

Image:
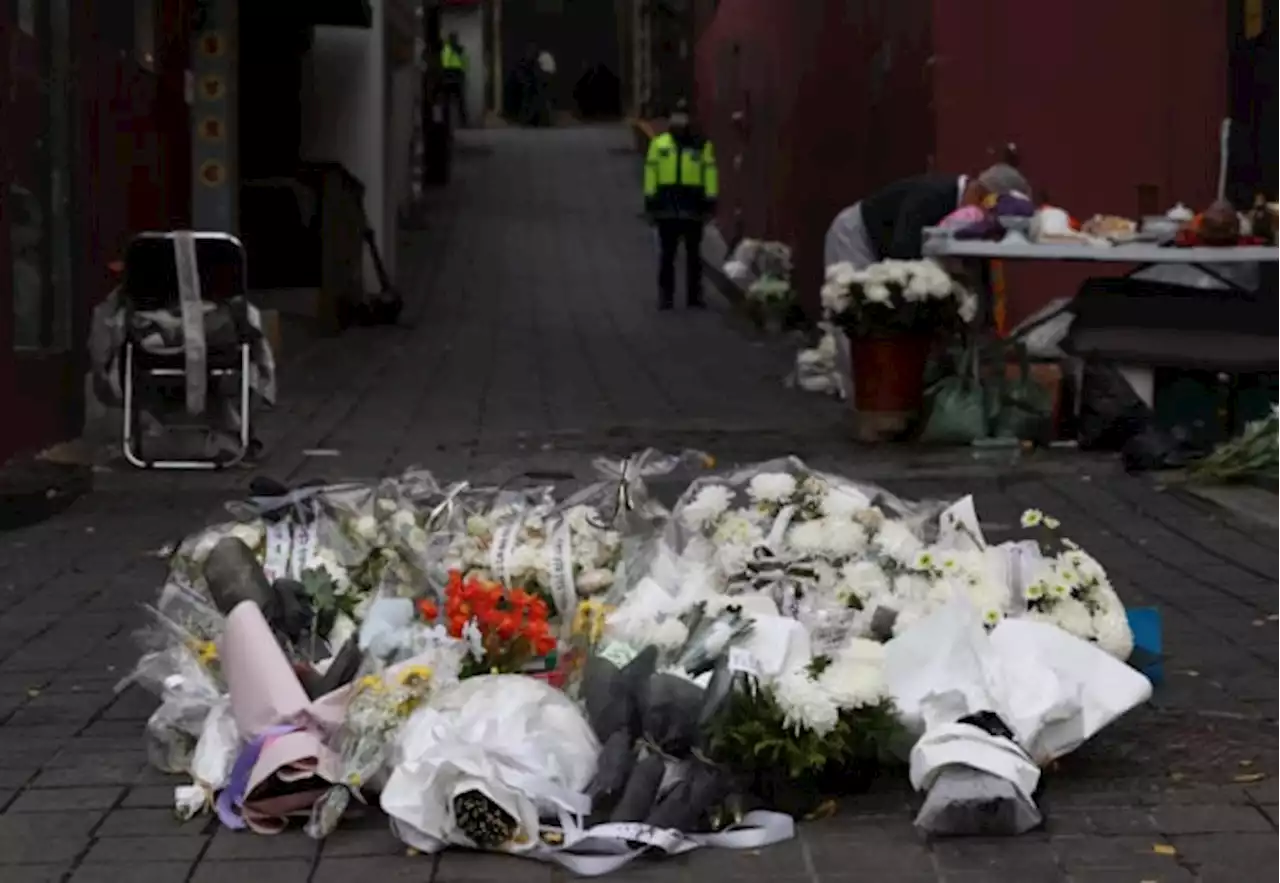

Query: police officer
<box><xmin>643</xmin><ymin>100</ymin><xmax>718</xmax><ymax>310</ymax></box>
<box><xmin>440</xmin><ymin>32</ymin><xmax>468</xmax><ymax>127</ymax></box>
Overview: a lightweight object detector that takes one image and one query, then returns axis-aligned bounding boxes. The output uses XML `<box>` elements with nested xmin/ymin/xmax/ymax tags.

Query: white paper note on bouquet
<box><xmin>288</xmin><ymin>520</ymin><xmax>320</xmax><ymax>580</ymax></box>
<box><xmin>262</xmin><ymin>521</ymin><xmax>292</xmax><ymax>583</ymax></box>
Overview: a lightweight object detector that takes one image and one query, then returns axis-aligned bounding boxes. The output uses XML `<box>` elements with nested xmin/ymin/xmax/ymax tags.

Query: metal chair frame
<box><xmin>119</xmin><ymin>231</ymin><xmax>254</xmax><ymax>470</ymax></box>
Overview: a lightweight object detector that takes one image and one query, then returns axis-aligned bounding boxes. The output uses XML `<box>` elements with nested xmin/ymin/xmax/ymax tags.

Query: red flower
<box><xmin>417</xmin><ymin>599</ymin><xmax>439</xmax><ymax>621</ymax></box>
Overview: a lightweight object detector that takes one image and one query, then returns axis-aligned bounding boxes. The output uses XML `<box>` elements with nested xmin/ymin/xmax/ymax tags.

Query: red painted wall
<box><xmin>932</xmin><ymin>0</ymin><xmax>1229</xmax><ymax>326</ymax></box>
<box><xmin>697</xmin><ymin>0</ymin><xmax>1232</xmax><ymax>323</ymax></box>
<box><xmin>0</xmin><ymin>2</ymin><xmax>190</xmax><ymax>463</ymax></box>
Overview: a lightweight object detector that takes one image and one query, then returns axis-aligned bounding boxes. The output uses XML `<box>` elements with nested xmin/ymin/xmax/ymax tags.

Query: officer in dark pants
<box><xmin>643</xmin><ymin>100</ymin><xmax>719</xmax><ymax>310</ymax></box>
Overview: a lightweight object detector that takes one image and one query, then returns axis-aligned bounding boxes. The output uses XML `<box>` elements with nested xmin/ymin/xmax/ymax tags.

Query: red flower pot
<box><xmin>850</xmin><ymin>335</ymin><xmax>933</xmax><ymax>440</ymax></box>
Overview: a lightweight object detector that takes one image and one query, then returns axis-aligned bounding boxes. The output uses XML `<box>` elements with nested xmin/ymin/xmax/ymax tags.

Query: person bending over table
<box><xmin>825</xmin><ymin>152</ymin><xmax>1032</xmax><ymax>268</ymax></box>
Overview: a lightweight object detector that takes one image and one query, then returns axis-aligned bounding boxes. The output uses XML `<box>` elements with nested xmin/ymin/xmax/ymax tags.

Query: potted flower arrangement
<box><xmin>820</xmin><ymin>259</ymin><xmax>977</xmax><ymax>440</ymax></box>
<box><xmin>746</xmin><ymin>276</ymin><xmax>795</xmax><ymax>335</ymax></box>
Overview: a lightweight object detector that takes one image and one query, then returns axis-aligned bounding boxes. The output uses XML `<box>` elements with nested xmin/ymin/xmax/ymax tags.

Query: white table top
<box><xmin>922</xmin><ymin>230</ymin><xmax>1280</xmax><ymax>263</ymax></box>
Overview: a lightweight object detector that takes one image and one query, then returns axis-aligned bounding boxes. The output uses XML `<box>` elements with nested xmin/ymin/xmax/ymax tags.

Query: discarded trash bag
<box><xmin>1075</xmin><ymin>363</ymin><xmax>1152</xmax><ymax>451</ymax></box>
<box><xmin>989</xmin><ymin>345</ymin><xmax>1054</xmax><ymax>444</ymax></box>
<box><xmin>921</xmin><ymin>348</ymin><xmax>987</xmax><ymax>444</ymax></box>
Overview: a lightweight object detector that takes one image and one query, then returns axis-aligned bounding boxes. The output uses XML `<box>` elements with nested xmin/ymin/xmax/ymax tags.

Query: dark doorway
<box><xmin>499</xmin><ymin>0</ymin><xmax>621</xmax><ymax>122</ymax></box>
<box><xmin>1226</xmin><ymin>0</ymin><xmax>1277</xmax><ymax>205</ymax></box>
<box><xmin>573</xmin><ymin>64</ymin><xmax>622</xmax><ymax>119</ymax></box>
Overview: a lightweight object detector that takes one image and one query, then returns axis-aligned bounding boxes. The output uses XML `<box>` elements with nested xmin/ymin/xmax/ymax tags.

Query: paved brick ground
<box><xmin>1</xmin><ymin>126</ymin><xmax>1275</xmax><ymax>882</ymax></box>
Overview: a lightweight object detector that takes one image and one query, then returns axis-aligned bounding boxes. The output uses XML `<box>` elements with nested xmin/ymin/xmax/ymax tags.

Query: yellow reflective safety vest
<box><xmin>643</xmin><ymin>131</ymin><xmax>719</xmax><ymax>220</ymax></box>
<box><xmin>441</xmin><ymin>44</ymin><xmax>466</xmax><ymax>72</ymax></box>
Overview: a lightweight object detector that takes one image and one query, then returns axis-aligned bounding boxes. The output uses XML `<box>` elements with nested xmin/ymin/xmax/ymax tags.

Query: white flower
<box><xmin>1020</xmin><ymin>509</ymin><xmax>1044</xmax><ymax>528</ymax></box>
<box><xmin>862</xmin><ymin>282</ymin><xmax>892</xmax><ymax>305</ymax></box>
<box><xmin>820</xmin><ymin>486</ymin><xmax>870</xmax><ymax>518</ymax></box>
<box><xmin>774</xmin><ymin>667</ymin><xmax>840</xmax><ymax>736</ymax></box>
<box><xmin>465</xmin><ymin>515</ymin><xmax>490</xmax><ymax>537</ymax></box>
<box><xmin>1092</xmin><ymin>607</ymin><xmax>1134</xmax><ymax>660</ymax></box>
<box><xmin>820</xmin><ymin>281</ymin><xmax>851</xmax><ymax>314</ymax></box>
<box><xmin>391</xmin><ymin>509</ymin><xmax>418</xmax><ymax>533</ymax></box>
<box><xmin>747</xmin><ymin>472</ymin><xmax>798</xmax><ymax>504</ymax></box>
<box><xmin>825</xmin><ymin>261</ymin><xmax>858</xmax><ymax>286</ymax></box>
<box><xmin>822</xmin><ymin>517</ymin><xmax>869</xmax><ymax>557</ymax></box>
<box><xmin>854</xmin><ymin>506</ymin><xmax>885</xmax><ymax>530</ymax></box>
<box><xmin>228</xmin><ymin>522</ymin><xmax>265</xmax><ymax>550</ymax></box>
<box><xmin>406</xmin><ymin>526</ymin><xmax>429</xmax><ymax>553</ymax></box>
<box><xmin>892</xmin><ymin>572</ymin><xmax>934</xmax><ymax>602</ymax></box>
<box><xmin>308</xmin><ymin>548</ymin><xmax>351</xmax><ymax>593</ymax></box>
<box><xmin>682</xmin><ymin>485</ymin><xmax>734</xmax><ymax>530</ymax></box>
<box><xmin>1053</xmin><ymin>598</ymin><xmax>1095</xmax><ymax>640</ymax></box>
<box><xmin>922</xmin><ymin>262</ymin><xmax>955</xmax><ymax>298</ymax></box>
<box><xmin>958</xmin><ymin>292</ymin><xmax>978</xmax><ymax>324</ymax></box>
<box><xmin>577</xmin><ymin>568</ymin><xmax>615</xmax><ymax>595</ymax></box>
<box><xmin>507</xmin><ymin>543</ymin><xmax>542</xmax><ymax>579</ymax></box>
<box><xmin>352</xmin><ymin>515</ymin><xmax>380</xmax><ymax>542</ymax></box>
<box><xmin>651</xmin><ymin>617</ymin><xmax>690</xmax><ymax>650</ymax></box>
<box><xmin>904</xmin><ymin>273</ymin><xmax>931</xmax><ymax>302</ymax></box>
<box><xmin>839</xmin><ymin>560</ymin><xmax>891</xmax><ymax>604</ymax></box>
<box><xmin>820</xmin><ymin>639</ymin><xmax>888</xmax><ymax>709</ymax></box>
<box><xmin>785</xmin><ymin>520</ymin><xmax>828</xmax><ymax>555</ymax></box>
<box><xmin>461</xmin><ymin>618</ymin><xmax>485</xmax><ymax>659</ymax></box>
<box><xmin>872</xmin><ymin>520</ymin><xmax>922</xmax><ymax>561</ymax></box>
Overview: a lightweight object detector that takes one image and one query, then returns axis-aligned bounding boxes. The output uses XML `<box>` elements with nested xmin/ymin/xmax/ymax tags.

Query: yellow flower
<box><xmin>701</xmin><ymin>453</ymin><xmax>717</xmax><ymax>469</ymax></box>
<box><xmin>572</xmin><ymin>600</ymin><xmax>612</xmax><ymax>645</ymax></box>
<box><xmin>196</xmin><ymin>641</ymin><xmax>218</xmax><ymax>667</ymax></box>
<box><xmin>397</xmin><ymin>665</ymin><xmax>433</xmax><ymax>688</ymax></box>
<box><xmin>356</xmin><ymin>674</ymin><xmax>385</xmax><ymax>694</ymax></box>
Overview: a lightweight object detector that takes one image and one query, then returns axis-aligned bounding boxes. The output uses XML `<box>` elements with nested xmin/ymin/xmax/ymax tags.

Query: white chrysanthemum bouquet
<box><xmin>1015</xmin><ymin>509</ymin><xmax>1134</xmax><ymax>660</ymax></box>
<box><xmin>820</xmin><ymin>258</ymin><xmax>978</xmax><ymax>335</ymax></box>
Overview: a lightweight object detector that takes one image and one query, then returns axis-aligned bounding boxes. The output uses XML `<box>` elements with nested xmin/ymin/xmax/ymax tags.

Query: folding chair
<box><xmin>120</xmin><ymin>231</ymin><xmax>255</xmax><ymax>469</ymax></box>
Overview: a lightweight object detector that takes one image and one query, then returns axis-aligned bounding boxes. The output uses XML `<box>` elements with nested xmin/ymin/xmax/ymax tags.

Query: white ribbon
<box><xmin>391</xmin><ymin>809</ymin><xmax>795</xmax><ymax>878</ymax></box>
<box><xmin>547</xmin><ymin>518</ymin><xmax>577</xmax><ymax>630</ymax></box>
<box><xmin>172</xmin><ymin>232</ymin><xmax>207</xmax><ymax>416</ymax></box>
<box><xmin>534</xmin><ymin>810</ymin><xmax>796</xmax><ymax>876</ymax></box>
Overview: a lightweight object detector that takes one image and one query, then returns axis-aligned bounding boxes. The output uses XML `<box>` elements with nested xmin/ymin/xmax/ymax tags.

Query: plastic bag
<box><xmin>921</xmin><ymin>348</ymin><xmax>988</xmax><ymax>445</ymax></box>
<box><xmin>132</xmin><ymin>646</ymin><xmax>225</xmax><ymax>774</ymax></box>
<box><xmin>382</xmin><ymin>674</ymin><xmax>600</xmax><ymax>853</ymax></box>
<box><xmin>913</xmin><ymin>766</ymin><xmax>1041</xmax><ymax>836</ymax></box>
<box><xmin>988</xmin><ymin>344</ymin><xmax>1054</xmax><ymax>444</ymax></box>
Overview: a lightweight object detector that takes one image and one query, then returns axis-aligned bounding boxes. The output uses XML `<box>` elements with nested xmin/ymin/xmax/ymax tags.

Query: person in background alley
<box><xmin>643</xmin><ymin>100</ymin><xmax>719</xmax><ymax>311</ymax></box>
<box><xmin>824</xmin><ymin>146</ymin><xmax>1031</xmax><ymax>268</ymax></box>
<box><xmin>440</xmin><ymin>32</ymin><xmax>468</xmax><ymax>127</ymax></box>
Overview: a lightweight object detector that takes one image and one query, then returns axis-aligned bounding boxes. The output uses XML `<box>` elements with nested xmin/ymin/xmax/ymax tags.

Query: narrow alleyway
<box><xmin>256</xmin><ymin>125</ymin><xmax>845</xmax><ymax>485</ymax></box>
<box><xmin>0</xmin><ymin>125</ymin><xmax>1275</xmax><ymax>883</ymax></box>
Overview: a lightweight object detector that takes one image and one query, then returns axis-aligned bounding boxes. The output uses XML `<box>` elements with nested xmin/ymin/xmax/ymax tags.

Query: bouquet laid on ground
<box><xmin>306</xmin><ymin>649</ymin><xmax>462</xmax><ymax>839</ymax></box>
<box><xmin>820</xmin><ymin>258</ymin><xmax>978</xmax><ymax>335</ymax></box>
<box><xmin>417</xmin><ymin>570</ymin><xmax>558</xmax><ymax>677</ymax></box>
<box><xmin>886</xmin><ymin>597</ymin><xmax>1152</xmax><ymax>836</ymax></box>
<box><xmin>381</xmin><ymin>674</ymin><xmax>600</xmax><ymax>854</ymax></box>
<box><xmin>708</xmin><ymin>637</ymin><xmax>904</xmax><ymax>814</ymax></box>
<box><xmin>1010</xmin><ymin>509</ymin><xmax>1133</xmax><ymax>660</ymax></box>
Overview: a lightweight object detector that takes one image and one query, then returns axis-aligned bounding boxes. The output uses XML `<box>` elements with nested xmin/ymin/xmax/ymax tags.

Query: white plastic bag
<box><xmin>382</xmin><ymin>675</ymin><xmax>599</xmax><ymax>854</ymax></box>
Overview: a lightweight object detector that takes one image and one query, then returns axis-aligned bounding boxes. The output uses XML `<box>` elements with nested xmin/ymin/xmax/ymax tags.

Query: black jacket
<box><xmin>859</xmin><ymin>174</ymin><xmax>962</xmax><ymax>261</ymax></box>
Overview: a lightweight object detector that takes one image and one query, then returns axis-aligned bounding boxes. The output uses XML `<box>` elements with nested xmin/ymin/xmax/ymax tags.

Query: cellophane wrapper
<box><xmin>656</xmin><ymin>456</ymin><xmax>945</xmax><ymax>655</ymax></box>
